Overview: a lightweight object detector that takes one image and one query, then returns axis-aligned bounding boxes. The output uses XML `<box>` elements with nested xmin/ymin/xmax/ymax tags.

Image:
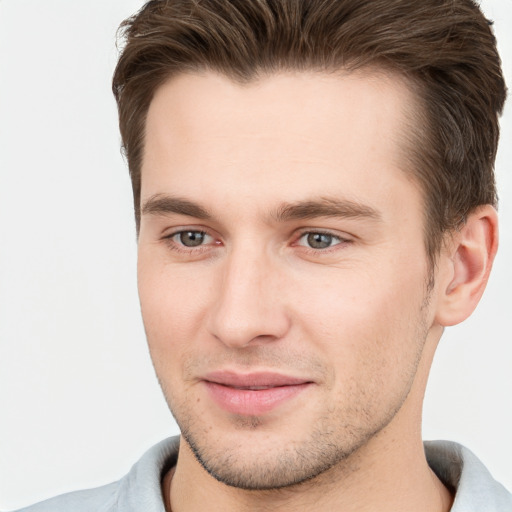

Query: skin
<box><xmin>137</xmin><ymin>70</ymin><xmax>497</xmax><ymax>511</ymax></box>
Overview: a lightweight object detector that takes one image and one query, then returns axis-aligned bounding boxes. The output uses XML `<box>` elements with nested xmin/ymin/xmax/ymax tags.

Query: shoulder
<box><xmin>12</xmin><ymin>437</ymin><xmax>180</xmax><ymax>512</ymax></box>
<box><xmin>13</xmin><ymin>482</ymin><xmax>119</xmax><ymax>512</ymax></box>
<box><xmin>425</xmin><ymin>440</ymin><xmax>512</xmax><ymax>512</ymax></box>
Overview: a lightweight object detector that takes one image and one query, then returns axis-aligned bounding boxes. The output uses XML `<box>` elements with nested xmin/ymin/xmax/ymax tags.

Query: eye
<box><xmin>297</xmin><ymin>232</ymin><xmax>343</xmax><ymax>250</ymax></box>
<box><xmin>171</xmin><ymin>230</ymin><xmax>212</xmax><ymax>247</ymax></box>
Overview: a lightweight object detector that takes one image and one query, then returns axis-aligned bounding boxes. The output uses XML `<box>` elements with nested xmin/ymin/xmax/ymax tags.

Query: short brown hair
<box><xmin>112</xmin><ymin>0</ymin><xmax>506</xmax><ymax>262</ymax></box>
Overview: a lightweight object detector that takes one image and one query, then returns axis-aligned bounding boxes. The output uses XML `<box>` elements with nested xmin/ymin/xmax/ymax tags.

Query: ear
<box><xmin>434</xmin><ymin>205</ymin><xmax>498</xmax><ymax>327</ymax></box>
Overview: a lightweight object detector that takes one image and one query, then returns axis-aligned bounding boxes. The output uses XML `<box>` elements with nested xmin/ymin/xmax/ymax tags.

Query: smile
<box><xmin>202</xmin><ymin>371</ymin><xmax>313</xmax><ymax>416</ymax></box>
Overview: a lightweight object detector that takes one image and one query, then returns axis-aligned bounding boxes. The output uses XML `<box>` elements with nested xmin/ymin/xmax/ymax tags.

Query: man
<box><xmin>11</xmin><ymin>0</ymin><xmax>511</xmax><ymax>510</ymax></box>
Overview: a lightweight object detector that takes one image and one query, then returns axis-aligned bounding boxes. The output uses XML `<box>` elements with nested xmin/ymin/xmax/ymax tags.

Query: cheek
<box><xmin>137</xmin><ymin>254</ymin><xmax>212</xmax><ymax>359</ymax></box>
<box><xmin>293</xmin><ymin>275</ymin><xmax>428</xmax><ymax>424</ymax></box>
<box><xmin>290</xmin><ymin>260</ymin><xmax>429</xmax><ymax>372</ymax></box>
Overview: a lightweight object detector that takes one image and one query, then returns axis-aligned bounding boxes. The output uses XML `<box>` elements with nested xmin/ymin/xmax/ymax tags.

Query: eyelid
<box><xmin>295</xmin><ymin>228</ymin><xmax>352</xmax><ymax>241</ymax></box>
<box><xmin>159</xmin><ymin>225</ymin><xmax>352</xmax><ymax>253</ymax></box>
<box><xmin>162</xmin><ymin>225</ymin><xmax>216</xmax><ymax>240</ymax></box>
<box><xmin>161</xmin><ymin>226</ymin><xmax>222</xmax><ymax>254</ymax></box>
<box><xmin>293</xmin><ymin>228</ymin><xmax>353</xmax><ymax>252</ymax></box>
<box><xmin>297</xmin><ymin>231</ymin><xmax>340</xmax><ymax>245</ymax></box>
<box><xmin>169</xmin><ymin>229</ymin><xmax>213</xmax><ymax>244</ymax></box>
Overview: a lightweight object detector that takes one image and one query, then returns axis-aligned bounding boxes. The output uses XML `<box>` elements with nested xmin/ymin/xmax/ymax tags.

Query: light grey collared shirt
<box><xmin>13</xmin><ymin>437</ymin><xmax>512</xmax><ymax>511</ymax></box>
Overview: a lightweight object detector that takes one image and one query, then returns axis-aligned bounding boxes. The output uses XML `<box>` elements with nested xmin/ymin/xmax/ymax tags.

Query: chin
<box><xmin>175</xmin><ymin>408</ymin><xmax>381</xmax><ymax>490</ymax></box>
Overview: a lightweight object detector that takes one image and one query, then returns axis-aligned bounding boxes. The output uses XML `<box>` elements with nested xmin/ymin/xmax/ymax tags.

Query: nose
<box><xmin>206</xmin><ymin>248</ymin><xmax>291</xmax><ymax>348</ymax></box>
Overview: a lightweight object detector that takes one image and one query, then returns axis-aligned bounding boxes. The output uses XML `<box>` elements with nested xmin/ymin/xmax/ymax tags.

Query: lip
<box><xmin>203</xmin><ymin>371</ymin><xmax>313</xmax><ymax>416</ymax></box>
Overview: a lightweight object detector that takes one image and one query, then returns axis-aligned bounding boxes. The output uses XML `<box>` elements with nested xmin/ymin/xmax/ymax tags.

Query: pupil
<box><xmin>307</xmin><ymin>233</ymin><xmax>332</xmax><ymax>249</ymax></box>
<box><xmin>180</xmin><ymin>231</ymin><xmax>204</xmax><ymax>247</ymax></box>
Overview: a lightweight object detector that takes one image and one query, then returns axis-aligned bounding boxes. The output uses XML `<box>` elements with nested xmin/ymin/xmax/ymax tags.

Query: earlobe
<box><xmin>435</xmin><ymin>205</ymin><xmax>499</xmax><ymax>327</ymax></box>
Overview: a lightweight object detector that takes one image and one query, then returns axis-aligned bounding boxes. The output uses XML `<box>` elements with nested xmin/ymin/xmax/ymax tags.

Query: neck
<box><xmin>165</xmin><ymin>428</ymin><xmax>452</xmax><ymax>512</ymax></box>
<box><xmin>166</xmin><ymin>327</ymin><xmax>453</xmax><ymax>512</ymax></box>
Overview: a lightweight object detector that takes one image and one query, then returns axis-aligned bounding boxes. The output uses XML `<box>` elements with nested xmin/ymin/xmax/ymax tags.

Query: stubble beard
<box><xmin>178</xmin><ymin>409</ymin><xmax>380</xmax><ymax>490</ymax></box>
<box><xmin>154</xmin><ymin>287</ymin><xmax>433</xmax><ymax>491</ymax></box>
<box><xmin>160</xmin><ymin>347</ymin><xmax>427</xmax><ymax>491</ymax></box>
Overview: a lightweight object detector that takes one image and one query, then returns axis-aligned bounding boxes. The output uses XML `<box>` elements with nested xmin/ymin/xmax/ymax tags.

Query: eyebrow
<box><xmin>141</xmin><ymin>194</ymin><xmax>212</xmax><ymax>219</ymax></box>
<box><xmin>141</xmin><ymin>194</ymin><xmax>381</xmax><ymax>223</ymax></box>
<box><xmin>271</xmin><ymin>197</ymin><xmax>382</xmax><ymax>223</ymax></box>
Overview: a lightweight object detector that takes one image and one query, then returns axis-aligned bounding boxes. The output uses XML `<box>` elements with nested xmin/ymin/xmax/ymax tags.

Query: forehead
<box><xmin>142</xmin><ymin>70</ymin><xmax>420</xmax><ymax>215</ymax></box>
<box><xmin>145</xmin><ymin>69</ymin><xmax>415</xmax><ymax>152</ymax></box>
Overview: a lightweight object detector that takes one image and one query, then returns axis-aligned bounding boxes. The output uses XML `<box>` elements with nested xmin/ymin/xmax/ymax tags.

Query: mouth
<box><xmin>202</xmin><ymin>371</ymin><xmax>313</xmax><ymax>416</ymax></box>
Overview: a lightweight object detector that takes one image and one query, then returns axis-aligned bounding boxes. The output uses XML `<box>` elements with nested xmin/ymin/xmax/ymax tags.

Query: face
<box><xmin>138</xmin><ymin>71</ymin><xmax>440</xmax><ymax>489</ymax></box>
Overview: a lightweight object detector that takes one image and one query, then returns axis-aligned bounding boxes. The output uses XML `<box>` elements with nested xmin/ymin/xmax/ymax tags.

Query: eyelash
<box><xmin>294</xmin><ymin>230</ymin><xmax>351</xmax><ymax>253</ymax></box>
<box><xmin>162</xmin><ymin>228</ymin><xmax>352</xmax><ymax>255</ymax></box>
<box><xmin>162</xmin><ymin>229</ymin><xmax>217</xmax><ymax>255</ymax></box>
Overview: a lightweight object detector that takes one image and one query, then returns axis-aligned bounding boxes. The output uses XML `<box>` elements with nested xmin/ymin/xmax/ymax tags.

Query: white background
<box><xmin>0</xmin><ymin>1</ymin><xmax>511</xmax><ymax>509</ymax></box>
